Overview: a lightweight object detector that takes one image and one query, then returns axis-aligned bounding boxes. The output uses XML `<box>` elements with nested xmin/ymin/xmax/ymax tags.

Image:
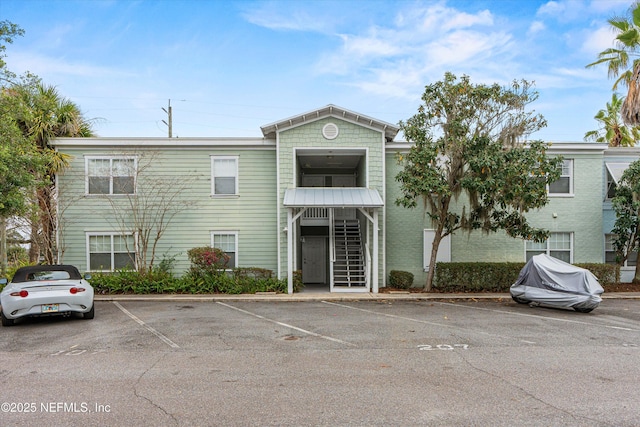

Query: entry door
<box><xmin>302</xmin><ymin>236</ymin><xmax>327</xmax><ymax>283</ymax></box>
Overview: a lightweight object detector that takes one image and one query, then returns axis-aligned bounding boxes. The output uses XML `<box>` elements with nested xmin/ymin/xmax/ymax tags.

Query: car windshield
<box><xmin>26</xmin><ymin>271</ymin><xmax>72</xmax><ymax>281</ymax></box>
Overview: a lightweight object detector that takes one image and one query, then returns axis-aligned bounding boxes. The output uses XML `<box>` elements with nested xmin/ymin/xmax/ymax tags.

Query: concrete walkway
<box><xmin>95</xmin><ymin>291</ymin><xmax>640</xmax><ymax>302</ymax></box>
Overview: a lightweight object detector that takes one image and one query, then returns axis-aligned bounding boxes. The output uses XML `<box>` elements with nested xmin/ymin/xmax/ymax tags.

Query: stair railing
<box><xmin>365</xmin><ymin>242</ymin><xmax>371</xmax><ymax>289</ymax></box>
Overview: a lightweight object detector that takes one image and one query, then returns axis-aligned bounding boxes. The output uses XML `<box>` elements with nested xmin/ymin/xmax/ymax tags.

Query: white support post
<box><xmin>287</xmin><ymin>209</ymin><xmax>293</xmax><ymax>294</ymax></box>
<box><xmin>373</xmin><ymin>209</ymin><xmax>379</xmax><ymax>293</ymax></box>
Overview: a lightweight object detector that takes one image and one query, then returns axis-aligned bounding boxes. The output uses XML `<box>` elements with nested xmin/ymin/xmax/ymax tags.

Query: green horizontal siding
<box><xmin>58</xmin><ymin>147</ymin><xmax>277</xmax><ymax>274</ymax></box>
<box><xmin>384</xmin><ymin>151</ymin><xmax>429</xmax><ymax>286</ymax></box>
<box><xmin>277</xmin><ymin>118</ymin><xmax>386</xmax><ymax>285</ymax></box>
<box><xmin>384</xmin><ymin>150</ymin><xmax>606</xmax><ymax>287</ymax></box>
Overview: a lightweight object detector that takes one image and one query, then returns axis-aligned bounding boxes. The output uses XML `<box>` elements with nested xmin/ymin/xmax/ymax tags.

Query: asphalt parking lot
<box><xmin>0</xmin><ymin>298</ymin><xmax>639</xmax><ymax>426</ymax></box>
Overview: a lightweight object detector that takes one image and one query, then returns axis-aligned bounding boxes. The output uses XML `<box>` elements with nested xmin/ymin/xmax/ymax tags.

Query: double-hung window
<box><xmin>606</xmin><ymin>169</ymin><xmax>617</xmax><ymax>200</ymax></box>
<box><xmin>211</xmin><ymin>156</ymin><xmax>238</xmax><ymax>196</ymax></box>
<box><xmin>87</xmin><ymin>233</ymin><xmax>136</xmax><ymax>272</ymax></box>
<box><xmin>86</xmin><ymin>157</ymin><xmax>136</xmax><ymax>195</ymax></box>
<box><xmin>605</xmin><ymin>234</ymin><xmax>637</xmax><ymax>266</ymax></box>
<box><xmin>525</xmin><ymin>232</ymin><xmax>572</xmax><ymax>263</ymax></box>
<box><xmin>548</xmin><ymin>159</ymin><xmax>573</xmax><ymax>195</ymax></box>
<box><xmin>211</xmin><ymin>232</ymin><xmax>238</xmax><ymax>268</ymax></box>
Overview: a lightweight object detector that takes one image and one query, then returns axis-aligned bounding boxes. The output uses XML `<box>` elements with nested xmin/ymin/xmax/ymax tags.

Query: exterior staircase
<box><xmin>333</xmin><ymin>219</ymin><xmax>366</xmax><ymax>287</ymax></box>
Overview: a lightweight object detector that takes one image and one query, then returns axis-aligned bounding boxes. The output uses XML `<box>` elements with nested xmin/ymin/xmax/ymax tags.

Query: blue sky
<box><xmin>0</xmin><ymin>0</ymin><xmax>632</xmax><ymax>141</ymax></box>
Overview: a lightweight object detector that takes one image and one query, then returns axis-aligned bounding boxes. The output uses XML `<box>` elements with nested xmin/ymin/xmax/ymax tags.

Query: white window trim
<box><xmin>524</xmin><ymin>232</ymin><xmax>574</xmax><ymax>263</ymax></box>
<box><xmin>210</xmin><ymin>231</ymin><xmax>239</xmax><ymax>269</ymax></box>
<box><xmin>605</xmin><ymin>233</ymin><xmax>636</xmax><ymax>267</ymax></box>
<box><xmin>211</xmin><ymin>155</ymin><xmax>239</xmax><ymax>197</ymax></box>
<box><xmin>85</xmin><ymin>155</ymin><xmax>137</xmax><ymax>196</ymax></box>
<box><xmin>548</xmin><ymin>159</ymin><xmax>574</xmax><ymax>197</ymax></box>
<box><xmin>605</xmin><ymin>169</ymin><xmax>617</xmax><ymax>201</ymax></box>
<box><xmin>86</xmin><ymin>231</ymin><xmax>137</xmax><ymax>272</ymax></box>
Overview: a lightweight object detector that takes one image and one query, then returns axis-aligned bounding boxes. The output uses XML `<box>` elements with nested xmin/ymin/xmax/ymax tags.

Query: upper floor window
<box><xmin>211</xmin><ymin>231</ymin><xmax>238</xmax><ymax>268</ymax></box>
<box><xmin>605</xmin><ymin>163</ymin><xmax>630</xmax><ymax>200</ymax></box>
<box><xmin>606</xmin><ymin>169</ymin><xmax>617</xmax><ymax>199</ymax></box>
<box><xmin>548</xmin><ymin>159</ymin><xmax>573</xmax><ymax>195</ymax></box>
<box><xmin>525</xmin><ymin>232</ymin><xmax>572</xmax><ymax>263</ymax></box>
<box><xmin>211</xmin><ymin>156</ymin><xmax>238</xmax><ymax>196</ymax></box>
<box><xmin>605</xmin><ymin>234</ymin><xmax>637</xmax><ymax>267</ymax></box>
<box><xmin>87</xmin><ymin>232</ymin><xmax>136</xmax><ymax>272</ymax></box>
<box><xmin>86</xmin><ymin>157</ymin><xmax>136</xmax><ymax>195</ymax></box>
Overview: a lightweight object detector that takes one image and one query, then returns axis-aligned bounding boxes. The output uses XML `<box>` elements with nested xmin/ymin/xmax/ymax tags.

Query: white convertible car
<box><xmin>0</xmin><ymin>265</ymin><xmax>94</xmax><ymax>326</ymax></box>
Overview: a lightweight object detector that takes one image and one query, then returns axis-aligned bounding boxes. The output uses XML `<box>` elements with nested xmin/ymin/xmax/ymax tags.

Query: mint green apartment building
<box><xmin>53</xmin><ymin>105</ymin><xmax>639</xmax><ymax>292</ymax></box>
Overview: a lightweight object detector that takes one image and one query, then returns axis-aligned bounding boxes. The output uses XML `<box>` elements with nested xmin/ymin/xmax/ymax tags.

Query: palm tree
<box><xmin>584</xmin><ymin>93</ymin><xmax>640</xmax><ymax>146</ymax></box>
<box><xmin>587</xmin><ymin>2</ymin><xmax>640</xmax><ymax>125</ymax></box>
<box><xmin>14</xmin><ymin>81</ymin><xmax>94</xmax><ymax>263</ymax></box>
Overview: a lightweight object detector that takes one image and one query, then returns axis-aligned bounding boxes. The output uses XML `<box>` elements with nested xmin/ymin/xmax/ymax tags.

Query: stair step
<box><xmin>333</xmin><ymin>218</ymin><xmax>365</xmax><ymax>285</ymax></box>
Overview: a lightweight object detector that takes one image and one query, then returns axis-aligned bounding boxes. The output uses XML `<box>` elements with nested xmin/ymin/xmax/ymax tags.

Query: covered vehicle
<box><xmin>510</xmin><ymin>254</ymin><xmax>604</xmax><ymax>313</ymax></box>
<box><xmin>0</xmin><ymin>265</ymin><xmax>94</xmax><ymax>326</ymax></box>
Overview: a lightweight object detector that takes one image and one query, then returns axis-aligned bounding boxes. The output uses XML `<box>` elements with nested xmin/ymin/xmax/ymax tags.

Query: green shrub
<box><xmin>389</xmin><ymin>270</ymin><xmax>414</xmax><ymax>289</ymax></box>
<box><xmin>233</xmin><ymin>267</ymin><xmax>273</xmax><ymax>279</ymax></box>
<box><xmin>89</xmin><ymin>266</ymin><xmax>293</xmax><ymax>295</ymax></box>
<box><xmin>434</xmin><ymin>261</ymin><xmax>619</xmax><ymax>292</ymax></box>
<box><xmin>90</xmin><ymin>269</ymin><xmax>179</xmax><ymax>294</ymax></box>
<box><xmin>187</xmin><ymin>246</ymin><xmax>230</xmax><ymax>276</ymax></box>
<box><xmin>575</xmin><ymin>263</ymin><xmax>619</xmax><ymax>285</ymax></box>
<box><xmin>434</xmin><ymin>262</ymin><xmax>526</xmax><ymax>292</ymax></box>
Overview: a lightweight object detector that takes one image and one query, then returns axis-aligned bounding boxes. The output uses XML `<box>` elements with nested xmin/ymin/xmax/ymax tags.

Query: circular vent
<box><xmin>322</xmin><ymin>123</ymin><xmax>339</xmax><ymax>140</ymax></box>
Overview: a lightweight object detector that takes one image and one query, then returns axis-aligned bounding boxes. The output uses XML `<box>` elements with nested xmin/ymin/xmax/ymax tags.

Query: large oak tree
<box><xmin>396</xmin><ymin>73</ymin><xmax>562</xmax><ymax>290</ymax></box>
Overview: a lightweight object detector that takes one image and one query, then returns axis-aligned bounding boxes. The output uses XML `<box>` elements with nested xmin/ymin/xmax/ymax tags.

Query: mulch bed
<box><xmin>380</xmin><ymin>283</ymin><xmax>640</xmax><ymax>294</ymax></box>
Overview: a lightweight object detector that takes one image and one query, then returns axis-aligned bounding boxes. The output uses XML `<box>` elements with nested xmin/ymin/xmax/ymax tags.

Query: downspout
<box><xmin>276</xmin><ymin>133</ymin><xmax>281</xmax><ymax>279</ymax></box>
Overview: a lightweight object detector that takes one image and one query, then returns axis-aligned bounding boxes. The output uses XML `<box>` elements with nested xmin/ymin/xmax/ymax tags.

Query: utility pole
<box><xmin>162</xmin><ymin>99</ymin><xmax>172</xmax><ymax>138</ymax></box>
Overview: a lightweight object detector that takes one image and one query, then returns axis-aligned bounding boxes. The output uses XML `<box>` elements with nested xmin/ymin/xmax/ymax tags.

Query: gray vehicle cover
<box><xmin>510</xmin><ymin>254</ymin><xmax>604</xmax><ymax>310</ymax></box>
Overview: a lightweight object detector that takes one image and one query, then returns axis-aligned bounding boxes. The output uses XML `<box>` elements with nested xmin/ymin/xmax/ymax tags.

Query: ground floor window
<box><xmin>211</xmin><ymin>231</ymin><xmax>238</xmax><ymax>268</ymax></box>
<box><xmin>87</xmin><ymin>233</ymin><xmax>136</xmax><ymax>271</ymax></box>
<box><xmin>525</xmin><ymin>232</ymin><xmax>572</xmax><ymax>263</ymax></box>
<box><xmin>605</xmin><ymin>234</ymin><xmax>637</xmax><ymax>267</ymax></box>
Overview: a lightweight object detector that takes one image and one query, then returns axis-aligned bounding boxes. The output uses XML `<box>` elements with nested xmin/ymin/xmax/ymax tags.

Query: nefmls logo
<box><xmin>41</xmin><ymin>402</ymin><xmax>89</xmax><ymax>413</ymax></box>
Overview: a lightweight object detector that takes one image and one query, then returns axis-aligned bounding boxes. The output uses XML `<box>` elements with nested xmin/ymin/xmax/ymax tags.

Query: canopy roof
<box><xmin>283</xmin><ymin>188</ymin><xmax>383</xmax><ymax>208</ymax></box>
<box><xmin>605</xmin><ymin>162</ymin><xmax>631</xmax><ymax>184</ymax></box>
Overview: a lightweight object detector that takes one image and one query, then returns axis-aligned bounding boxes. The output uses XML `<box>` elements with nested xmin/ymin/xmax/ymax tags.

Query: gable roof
<box><xmin>260</xmin><ymin>104</ymin><xmax>399</xmax><ymax>142</ymax></box>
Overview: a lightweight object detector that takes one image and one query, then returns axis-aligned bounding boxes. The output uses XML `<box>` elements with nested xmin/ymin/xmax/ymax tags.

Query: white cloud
<box><xmin>7</xmin><ymin>51</ymin><xmax>131</xmax><ymax>79</ymax></box>
<box><xmin>340</xmin><ymin>32</ymin><xmax>401</xmax><ymax>58</ymax></box>
<box><xmin>442</xmin><ymin>9</ymin><xmax>493</xmax><ymax>31</ymax></box>
<box><xmin>528</xmin><ymin>21</ymin><xmax>546</xmax><ymax>35</ymax></box>
<box><xmin>426</xmin><ymin>30</ymin><xmax>511</xmax><ymax>67</ymax></box>
<box><xmin>537</xmin><ymin>0</ymin><xmax>566</xmax><ymax>17</ymax></box>
<box><xmin>581</xmin><ymin>25</ymin><xmax>616</xmax><ymax>55</ymax></box>
<box><xmin>240</xmin><ymin>2</ymin><xmax>335</xmax><ymax>33</ymax></box>
<box><xmin>587</xmin><ymin>0</ymin><xmax>630</xmax><ymax>14</ymax></box>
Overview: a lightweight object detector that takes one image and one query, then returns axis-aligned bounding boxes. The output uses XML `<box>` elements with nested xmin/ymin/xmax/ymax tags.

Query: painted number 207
<box><xmin>418</xmin><ymin>344</ymin><xmax>469</xmax><ymax>351</ymax></box>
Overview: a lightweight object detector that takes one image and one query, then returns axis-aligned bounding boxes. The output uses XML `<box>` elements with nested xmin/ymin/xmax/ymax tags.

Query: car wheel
<box><xmin>512</xmin><ymin>296</ymin><xmax>529</xmax><ymax>304</ymax></box>
<box><xmin>83</xmin><ymin>304</ymin><xmax>95</xmax><ymax>320</ymax></box>
<box><xmin>1</xmin><ymin>311</ymin><xmax>15</xmax><ymax>326</ymax></box>
<box><xmin>573</xmin><ymin>306</ymin><xmax>594</xmax><ymax>313</ymax></box>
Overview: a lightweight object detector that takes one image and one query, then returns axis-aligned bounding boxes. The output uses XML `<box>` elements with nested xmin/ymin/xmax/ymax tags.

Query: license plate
<box><xmin>41</xmin><ymin>304</ymin><xmax>59</xmax><ymax>313</ymax></box>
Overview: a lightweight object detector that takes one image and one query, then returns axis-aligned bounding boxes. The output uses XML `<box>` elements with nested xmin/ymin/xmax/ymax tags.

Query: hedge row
<box><xmin>433</xmin><ymin>262</ymin><xmax>619</xmax><ymax>293</ymax></box>
<box><xmin>90</xmin><ymin>268</ymin><xmax>303</xmax><ymax>295</ymax></box>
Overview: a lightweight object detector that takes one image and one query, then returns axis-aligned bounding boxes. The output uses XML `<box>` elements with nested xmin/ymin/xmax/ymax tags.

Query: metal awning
<box><xmin>605</xmin><ymin>162</ymin><xmax>631</xmax><ymax>184</ymax></box>
<box><xmin>283</xmin><ymin>188</ymin><xmax>384</xmax><ymax>208</ymax></box>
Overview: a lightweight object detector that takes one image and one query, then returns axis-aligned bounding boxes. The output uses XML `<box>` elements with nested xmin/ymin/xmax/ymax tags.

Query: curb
<box><xmin>94</xmin><ymin>292</ymin><xmax>640</xmax><ymax>302</ymax></box>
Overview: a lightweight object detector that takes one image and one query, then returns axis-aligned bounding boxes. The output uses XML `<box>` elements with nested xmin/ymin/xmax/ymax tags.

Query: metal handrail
<box><xmin>365</xmin><ymin>242</ymin><xmax>371</xmax><ymax>289</ymax></box>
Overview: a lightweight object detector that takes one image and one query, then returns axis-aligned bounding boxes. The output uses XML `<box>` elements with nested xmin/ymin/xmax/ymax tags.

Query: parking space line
<box><xmin>113</xmin><ymin>302</ymin><xmax>180</xmax><ymax>349</ymax></box>
<box><xmin>434</xmin><ymin>301</ymin><xmax>640</xmax><ymax>332</ymax></box>
<box><xmin>322</xmin><ymin>301</ymin><xmax>536</xmax><ymax>344</ymax></box>
<box><xmin>216</xmin><ymin>302</ymin><xmax>356</xmax><ymax>346</ymax></box>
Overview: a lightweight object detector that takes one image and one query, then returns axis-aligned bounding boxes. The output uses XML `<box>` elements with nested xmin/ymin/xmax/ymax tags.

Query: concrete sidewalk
<box><xmin>94</xmin><ymin>291</ymin><xmax>640</xmax><ymax>302</ymax></box>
